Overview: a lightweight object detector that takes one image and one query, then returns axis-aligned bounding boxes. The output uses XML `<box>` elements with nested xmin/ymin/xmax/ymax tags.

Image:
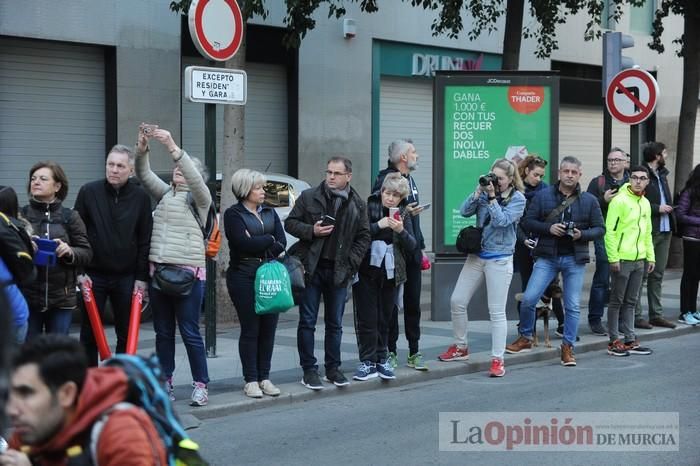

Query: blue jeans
<box><xmin>27</xmin><ymin>308</ymin><xmax>73</xmax><ymax>339</ymax></box>
<box><xmin>150</xmin><ymin>280</ymin><xmax>209</xmax><ymax>384</ymax></box>
<box><xmin>518</xmin><ymin>256</ymin><xmax>586</xmax><ymax>347</ymax></box>
<box><xmin>588</xmin><ymin>237</ymin><xmax>609</xmax><ymax>324</ymax></box>
<box><xmin>297</xmin><ymin>266</ymin><xmax>348</xmax><ymax>372</ymax></box>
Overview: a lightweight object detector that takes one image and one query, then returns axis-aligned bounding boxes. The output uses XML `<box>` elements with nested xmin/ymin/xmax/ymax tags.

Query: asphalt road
<box><xmin>189</xmin><ymin>333</ymin><xmax>700</xmax><ymax>466</ymax></box>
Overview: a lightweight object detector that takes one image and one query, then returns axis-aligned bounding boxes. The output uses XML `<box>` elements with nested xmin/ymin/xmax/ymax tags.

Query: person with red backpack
<box><xmin>585</xmin><ymin>147</ymin><xmax>629</xmax><ymax>336</ymax></box>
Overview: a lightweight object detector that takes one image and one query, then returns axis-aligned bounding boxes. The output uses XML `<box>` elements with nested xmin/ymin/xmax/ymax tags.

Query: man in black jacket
<box><xmin>633</xmin><ymin>142</ymin><xmax>677</xmax><ymax>329</ymax></box>
<box><xmin>585</xmin><ymin>147</ymin><xmax>630</xmax><ymax>336</ymax></box>
<box><xmin>372</xmin><ymin>139</ymin><xmax>428</xmax><ymax>370</ymax></box>
<box><xmin>74</xmin><ymin>145</ymin><xmax>153</xmax><ymax>366</ymax></box>
<box><xmin>285</xmin><ymin>157</ymin><xmax>370</xmax><ymax>390</ymax></box>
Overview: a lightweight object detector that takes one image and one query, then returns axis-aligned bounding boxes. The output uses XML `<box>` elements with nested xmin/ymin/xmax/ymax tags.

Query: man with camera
<box><xmin>373</xmin><ymin>139</ymin><xmax>429</xmax><ymax>371</ymax></box>
<box><xmin>74</xmin><ymin>145</ymin><xmax>153</xmax><ymax>366</ymax></box>
<box><xmin>585</xmin><ymin>147</ymin><xmax>630</xmax><ymax>336</ymax></box>
<box><xmin>506</xmin><ymin>156</ymin><xmax>604</xmax><ymax>366</ymax></box>
<box><xmin>285</xmin><ymin>157</ymin><xmax>370</xmax><ymax>390</ymax></box>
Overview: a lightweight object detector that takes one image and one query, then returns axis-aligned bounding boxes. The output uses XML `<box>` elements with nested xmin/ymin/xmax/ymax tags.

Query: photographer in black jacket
<box><xmin>74</xmin><ymin>144</ymin><xmax>153</xmax><ymax>366</ymax></box>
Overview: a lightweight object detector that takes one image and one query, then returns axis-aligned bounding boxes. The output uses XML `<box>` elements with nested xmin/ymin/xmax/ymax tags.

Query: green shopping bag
<box><xmin>254</xmin><ymin>260</ymin><xmax>295</xmax><ymax>314</ymax></box>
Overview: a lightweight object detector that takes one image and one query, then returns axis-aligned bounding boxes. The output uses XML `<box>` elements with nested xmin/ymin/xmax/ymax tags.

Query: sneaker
<box><xmin>244</xmin><ymin>381</ymin><xmax>263</xmax><ymax>398</ymax></box>
<box><xmin>555</xmin><ymin>326</ymin><xmax>580</xmax><ymax>341</ymax></box>
<box><xmin>301</xmin><ymin>370</ymin><xmax>324</xmax><ymax>390</ymax></box>
<box><xmin>376</xmin><ymin>360</ymin><xmax>396</xmax><ymax>380</ymax></box>
<box><xmin>678</xmin><ymin>313</ymin><xmax>700</xmax><ymax>326</ymax></box>
<box><xmin>165</xmin><ymin>377</ymin><xmax>175</xmax><ymax>402</ymax></box>
<box><xmin>634</xmin><ymin>319</ymin><xmax>653</xmax><ymax>329</ymax></box>
<box><xmin>589</xmin><ymin>321</ymin><xmax>608</xmax><ymax>336</ymax></box>
<box><xmin>324</xmin><ymin>369</ymin><xmax>350</xmax><ymax>387</ymax></box>
<box><xmin>607</xmin><ymin>340</ymin><xmax>630</xmax><ymax>357</ymax></box>
<box><xmin>692</xmin><ymin>311</ymin><xmax>700</xmax><ymax>321</ymax></box>
<box><xmin>488</xmin><ymin>358</ymin><xmax>505</xmax><ymax>377</ymax></box>
<box><xmin>649</xmin><ymin>317</ymin><xmax>677</xmax><ymax>329</ymax></box>
<box><xmin>623</xmin><ymin>340</ymin><xmax>653</xmax><ymax>355</ymax></box>
<box><xmin>560</xmin><ymin>343</ymin><xmax>576</xmax><ymax>366</ymax></box>
<box><xmin>387</xmin><ymin>351</ymin><xmax>398</xmax><ymax>369</ymax></box>
<box><xmin>407</xmin><ymin>352</ymin><xmax>429</xmax><ymax>371</ymax></box>
<box><xmin>190</xmin><ymin>382</ymin><xmax>208</xmax><ymax>407</ymax></box>
<box><xmin>259</xmin><ymin>380</ymin><xmax>281</xmax><ymax>397</ymax></box>
<box><xmin>352</xmin><ymin>361</ymin><xmax>378</xmax><ymax>381</ymax></box>
<box><xmin>438</xmin><ymin>345</ymin><xmax>470</xmax><ymax>361</ymax></box>
<box><xmin>505</xmin><ymin>336</ymin><xmax>533</xmax><ymax>354</ymax></box>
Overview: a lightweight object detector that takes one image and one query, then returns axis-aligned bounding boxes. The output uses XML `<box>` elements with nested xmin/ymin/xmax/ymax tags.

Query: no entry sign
<box><xmin>605</xmin><ymin>68</ymin><xmax>659</xmax><ymax>125</ymax></box>
<box><xmin>188</xmin><ymin>0</ymin><xmax>243</xmax><ymax>62</ymax></box>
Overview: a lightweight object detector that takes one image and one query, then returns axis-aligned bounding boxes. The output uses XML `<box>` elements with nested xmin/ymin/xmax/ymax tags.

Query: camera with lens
<box><xmin>565</xmin><ymin>221</ymin><xmax>576</xmax><ymax>237</ymax></box>
<box><xmin>478</xmin><ymin>173</ymin><xmax>498</xmax><ymax>187</ymax></box>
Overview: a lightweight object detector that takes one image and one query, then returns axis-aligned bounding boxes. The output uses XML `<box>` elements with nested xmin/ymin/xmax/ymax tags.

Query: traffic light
<box><xmin>602</xmin><ymin>31</ymin><xmax>635</xmax><ymax>96</ymax></box>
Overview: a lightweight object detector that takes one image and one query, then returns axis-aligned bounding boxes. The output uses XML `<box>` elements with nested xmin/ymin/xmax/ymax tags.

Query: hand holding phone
<box><xmin>389</xmin><ymin>207</ymin><xmax>400</xmax><ymax>220</ymax></box>
<box><xmin>320</xmin><ymin>215</ymin><xmax>336</xmax><ymax>227</ymax></box>
<box><xmin>418</xmin><ymin>203</ymin><xmax>431</xmax><ymax>211</ymax></box>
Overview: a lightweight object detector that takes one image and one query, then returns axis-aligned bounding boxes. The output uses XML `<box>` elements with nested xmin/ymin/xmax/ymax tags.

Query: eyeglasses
<box><xmin>630</xmin><ymin>175</ymin><xmax>649</xmax><ymax>182</ymax></box>
<box><xmin>325</xmin><ymin>170</ymin><xmax>348</xmax><ymax>177</ymax></box>
<box><xmin>607</xmin><ymin>158</ymin><xmax>626</xmax><ymax>164</ymax></box>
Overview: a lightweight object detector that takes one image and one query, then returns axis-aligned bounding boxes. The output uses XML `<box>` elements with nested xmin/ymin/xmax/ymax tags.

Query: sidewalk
<box><xmin>94</xmin><ymin>267</ymin><xmax>697</xmax><ymax>421</ymax></box>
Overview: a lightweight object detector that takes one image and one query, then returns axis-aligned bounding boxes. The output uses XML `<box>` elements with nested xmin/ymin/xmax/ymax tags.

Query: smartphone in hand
<box><xmin>389</xmin><ymin>207</ymin><xmax>400</xmax><ymax>220</ymax></box>
<box><xmin>320</xmin><ymin>215</ymin><xmax>336</xmax><ymax>227</ymax></box>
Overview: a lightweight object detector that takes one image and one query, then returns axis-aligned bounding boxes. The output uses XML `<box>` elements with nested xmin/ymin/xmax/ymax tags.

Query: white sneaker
<box><xmin>190</xmin><ymin>382</ymin><xmax>208</xmax><ymax>406</ymax></box>
<box><xmin>692</xmin><ymin>311</ymin><xmax>700</xmax><ymax>322</ymax></box>
<box><xmin>679</xmin><ymin>313</ymin><xmax>700</xmax><ymax>326</ymax></box>
<box><xmin>258</xmin><ymin>380</ymin><xmax>281</xmax><ymax>397</ymax></box>
<box><xmin>244</xmin><ymin>381</ymin><xmax>263</xmax><ymax>398</ymax></box>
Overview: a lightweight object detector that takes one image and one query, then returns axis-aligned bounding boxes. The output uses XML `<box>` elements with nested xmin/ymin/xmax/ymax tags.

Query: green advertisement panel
<box><xmin>433</xmin><ymin>72</ymin><xmax>559</xmax><ymax>254</ymax></box>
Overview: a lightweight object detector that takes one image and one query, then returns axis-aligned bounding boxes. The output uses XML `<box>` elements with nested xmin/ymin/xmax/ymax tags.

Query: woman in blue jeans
<box><xmin>224</xmin><ymin>169</ymin><xmax>286</xmax><ymax>398</ymax></box>
<box><xmin>135</xmin><ymin>125</ymin><xmax>210</xmax><ymax>407</ymax></box>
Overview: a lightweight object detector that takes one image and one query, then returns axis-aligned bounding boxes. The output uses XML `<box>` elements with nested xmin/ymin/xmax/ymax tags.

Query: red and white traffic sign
<box><xmin>605</xmin><ymin>68</ymin><xmax>659</xmax><ymax>125</ymax></box>
<box><xmin>188</xmin><ymin>0</ymin><xmax>243</xmax><ymax>62</ymax></box>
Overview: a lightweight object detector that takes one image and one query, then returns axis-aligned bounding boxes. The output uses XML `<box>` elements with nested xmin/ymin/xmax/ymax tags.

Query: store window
<box><xmin>630</xmin><ymin>0</ymin><xmax>655</xmax><ymax>35</ymax></box>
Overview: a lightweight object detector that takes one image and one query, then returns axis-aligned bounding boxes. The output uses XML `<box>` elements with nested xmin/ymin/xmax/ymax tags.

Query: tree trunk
<box><xmin>501</xmin><ymin>0</ymin><xmax>524</xmax><ymax>70</ymax></box>
<box><xmin>668</xmin><ymin>4</ymin><xmax>700</xmax><ymax>269</ymax></box>
<box><xmin>216</xmin><ymin>17</ymin><xmax>247</xmax><ymax>324</ymax></box>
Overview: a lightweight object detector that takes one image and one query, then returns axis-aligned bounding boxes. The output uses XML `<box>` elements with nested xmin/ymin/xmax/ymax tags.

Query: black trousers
<box><xmin>227</xmin><ymin>265</ymin><xmax>279</xmax><ymax>383</ymax></box>
<box><xmin>388</xmin><ymin>260</ymin><xmax>421</xmax><ymax>355</ymax></box>
<box><xmin>680</xmin><ymin>239</ymin><xmax>700</xmax><ymax>315</ymax></box>
<box><xmin>80</xmin><ymin>272</ymin><xmax>133</xmax><ymax>367</ymax></box>
<box><xmin>352</xmin><ymin>272</ymin><xmax>396</xmax><ymax>363</ymax></box>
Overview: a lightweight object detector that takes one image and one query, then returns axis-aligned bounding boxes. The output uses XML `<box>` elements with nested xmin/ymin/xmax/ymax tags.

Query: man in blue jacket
<box><xmin>506</xmin><ymin>156</ymin><xmax>605</xmax><ymax>366</ymax></box>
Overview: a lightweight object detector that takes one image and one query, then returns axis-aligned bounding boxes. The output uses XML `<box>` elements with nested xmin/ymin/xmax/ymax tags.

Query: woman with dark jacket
<box><xmin>352</xmin><ymin>173</ymin><xmax>416</xmax><ymax>381</ymax></box>
<box><xmin>676</xmin><ymin>164</ymin><xmax>700</xmax><ymax>325</ymax></box>
<box><xmin>225</xmin><ymin>169</ymin><xmax>287</xmax><ymax>398</ymax></box>
<box><xmin>21</xmin><ymin>161</ymin><xmax>92</xmax><ymax>338</ymax></box>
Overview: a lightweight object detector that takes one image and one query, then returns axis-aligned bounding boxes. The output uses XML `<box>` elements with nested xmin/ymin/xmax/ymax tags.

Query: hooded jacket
<box><xmin>604</xmin><ymin>183</ymin><xmax>655</xmax><ymax>264</ymax></box>
<box><xmin>9</xmin><ymin>367</ymin><xmax>167</xmax><ymax>466</ymax></box>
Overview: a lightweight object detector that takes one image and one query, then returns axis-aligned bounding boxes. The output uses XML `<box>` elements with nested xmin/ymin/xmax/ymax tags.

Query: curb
<box><xmin>186</xmin><ymin>324</ymin><xmax>698</xmax><ymax>421</ymax></box>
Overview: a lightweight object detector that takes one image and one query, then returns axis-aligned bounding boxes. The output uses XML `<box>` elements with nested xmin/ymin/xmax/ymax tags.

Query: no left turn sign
<box><xmin>605</xmin><ymin>68</ymin><xmax>659</xmax><ymax>125</ymax></box>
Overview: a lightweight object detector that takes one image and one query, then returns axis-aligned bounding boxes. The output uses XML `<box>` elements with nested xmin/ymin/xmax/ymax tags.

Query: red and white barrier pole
<box><xmin>80</xmin><ymin>282</ymin><xmax>112</xmax><ymax>361</ymax></box>
<box><xmin>126</xmin><ymin>287</ymin><xmax>144</xmax><ymax>355</ymax></box>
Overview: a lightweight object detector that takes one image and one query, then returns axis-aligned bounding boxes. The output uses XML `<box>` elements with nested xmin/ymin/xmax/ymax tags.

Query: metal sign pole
<box><xmin>204</xmin><ymin>86</ymin><xmax>217</xmax><ymax>358</ymax></box>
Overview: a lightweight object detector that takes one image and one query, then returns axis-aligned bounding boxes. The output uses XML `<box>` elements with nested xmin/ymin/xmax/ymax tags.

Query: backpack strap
<box><xmin>187</xmin><ymin>192</ymin><xmax>207</xmax><ymax>237</ymax></box>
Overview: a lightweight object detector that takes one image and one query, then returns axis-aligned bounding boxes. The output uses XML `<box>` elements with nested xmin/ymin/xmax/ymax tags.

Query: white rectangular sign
<box><xmin>184</xmin><ymin>66</ymin><xmax>247</xmax><ymax>105</ymax></box>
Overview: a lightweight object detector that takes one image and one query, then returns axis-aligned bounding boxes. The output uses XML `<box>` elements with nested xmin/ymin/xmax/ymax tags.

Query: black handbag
<box><xmin>456</xmin><ymin>226</ymin><xmax>483</xmax><ymax>254</ymax></box>
<box><xmin>152</xmin><ymin>264</ymin><xmax>196</xmax><ymax>297</ymax></box>
<box><xmin>281</xmin><ymin>254</ymin><xmax>306</xmax><ymax>304</ymax></box>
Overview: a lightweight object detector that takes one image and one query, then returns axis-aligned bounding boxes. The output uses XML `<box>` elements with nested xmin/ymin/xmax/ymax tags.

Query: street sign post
<box><xmin>184</xmin><ymin>66</ymin><xmax>247</xmax><ymax>105</ymax></box>
<box><xmin>188</xmin><ymin>0</ymin><xmax>244</xmax><ymax>62</ymax></box>
<box><xmin>605</xmin><ymin>68</ymin><xmax>659</xmax><ymax>125</ymax></box>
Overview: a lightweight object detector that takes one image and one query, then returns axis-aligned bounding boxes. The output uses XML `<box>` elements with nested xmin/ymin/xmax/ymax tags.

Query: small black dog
<box><xmin>515</xmin><ymin>280</ymin><xmax>562</xmax><ymax>348</ymax></box>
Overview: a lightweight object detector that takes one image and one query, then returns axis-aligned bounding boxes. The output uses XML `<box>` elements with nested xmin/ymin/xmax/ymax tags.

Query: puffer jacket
<box><xmin>675</xmin><ymin>189</ymin><xmax>700</xmax><ymax>239</ymax></box>
<box><xmin>359</xmin><ymin>192</ymin><xmax>416</xmax><ymax>285</ymax></box>
<box><xmin>604</xmin><ymin>183</ymin><xmax>655</xmax><ymax>263</ymax></box>
<box><xmin>20</xmin><ymin>199</ymin><xmax>92</xmax><ymax>310</ymax></box>
<box><xmin>285</xmin><ymin>181</ymin><xmax>371</xmax><ymax>287</ymax></box>
<box><xmin>521</xmin><ymin>183</ymin><xmax>605</xmax><ymax>264</ymax></box>
<box><xmin>135</xmin><ymin>149</ymin><xmax>211</xmax><ymax>268</ymax></box>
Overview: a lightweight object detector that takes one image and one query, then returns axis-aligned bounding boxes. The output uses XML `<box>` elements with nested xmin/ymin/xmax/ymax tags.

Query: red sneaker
<box><xmin>488</xmin><ymin>358</ymin><xmax>505</xmax><ymax>377</ymax></box>
<box><xmin>438</xmin><ymin>344</ymin><xmax>469</xmax><ymax>361</ymax></box>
